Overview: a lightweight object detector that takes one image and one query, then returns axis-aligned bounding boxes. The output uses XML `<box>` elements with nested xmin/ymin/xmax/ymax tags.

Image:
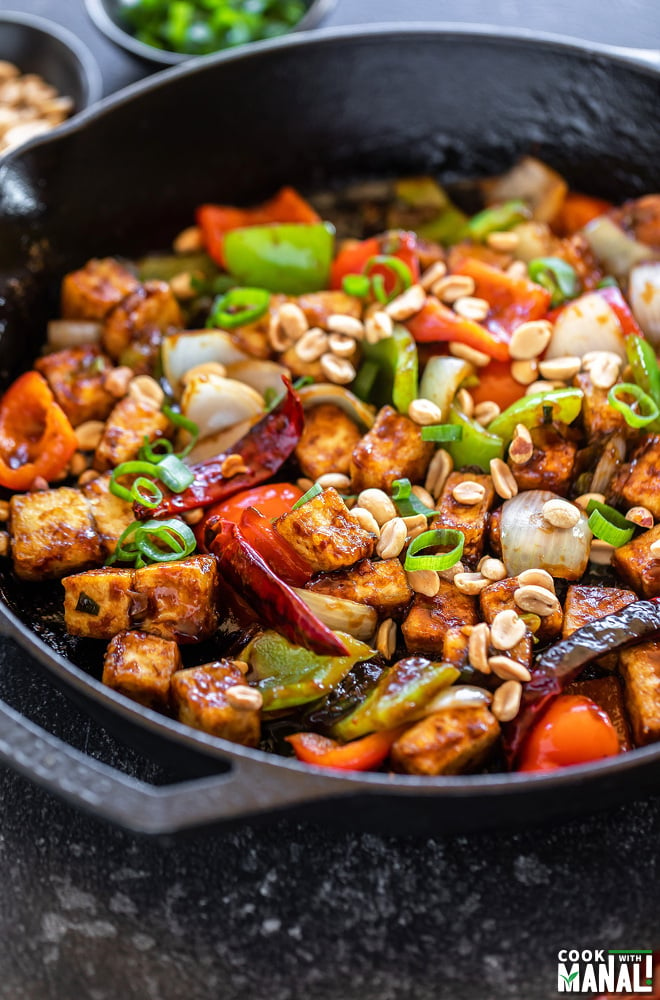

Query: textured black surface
<box><xmin>2</xmin><ymin>2</ymin><xmax>660</xmax><ymax>997</ymax></box>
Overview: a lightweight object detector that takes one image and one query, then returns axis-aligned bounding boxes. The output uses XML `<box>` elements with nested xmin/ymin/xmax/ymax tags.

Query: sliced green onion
<box><xmin>207</xmin><ymin>286</ymin><xmax>270</xmax><ymax>330</ymax></box>
<box><xmin>292</xmin><ymin>484</ymin><xmax>322</xmax><ymax>509</ymax></box>
<box><xmin>139</xmin><ymin>437</ymin><xmax>174</xmax><ymax>463</ymax></box>
<box><xmin>420</xmin><ymin>424</ymin><xmax>463</xmax><ymax>442</ymax></box>
<box><xmin>597</xmin><ymin>276</ymin><xmax>619</xmax><ymax>289</ymax></box>
<box><xmin>107</xmin><ymin>517</ymin><xmax>196</xmax><ymax>567</ymax></box>
<box><xmin>342</xmin><ymin>274</ymin><xmax>371</xmax><ymax>298</ymax></box>
<box><xmin>464</xmin><ymin>199</ymin><xmax>528</xmax><ymax>241</ymax></box>
<box><xmin>586</xmin><ymin>499</ymin><xmax>635</xmax><ymax>547</ymax></box>
<box><xmin>528</xmin><ymin>257</ymin><xmax>579</xmax><ymax>307</ymax></box>
<box><xmin>363</xmin><ymin>255</ymin><xmax>413</xmax><ymax>304</ymax></box>
<box><xmin>391</xmin><ymin>478</ymin><xmax>436</xmax><ymax>518</ymax></box>
<box><xmin>163</xmin><ymin>404</ymin><xmax>200</xmax><ymax>458</ymax></box>
<box><xmin>109</xmin><ymin>460</ymin><xmax>163</xmax><ymax>503</ymax></box>
<box><xmin>608</xmin><ymin>382</ymin><xmax>659</xmax><ymax>428</ymax></box>
<box><xmin>133</xmin><ymin>476</ymin><xmax>163</xmax><ymax>509</ymax></box>
<box><xmin>153</xmin><ymin>453</ymin><xmax>195</xmax><ymax>492</ymax></box>
<box><xmin>404</xmin><ymin>528</ymin><xmax>465</xmax><ymax>572</ymax></box>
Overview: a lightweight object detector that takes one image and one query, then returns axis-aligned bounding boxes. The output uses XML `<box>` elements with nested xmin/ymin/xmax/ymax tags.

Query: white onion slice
<box><xmin>419</xmin><ymin>356</ymin><xmax>474</xmax><ymax>421</ymax></box>
<box><xmin>590</xmin><ymin>432</ymin><xmax>626</xmax><ymax>495</ymax></box>
<box><xmin>181</xmin><ymin>374</ymin><xmax>263</xmax><ymax>440</ymax></box>
<box><xmin>293</xmin><ymin>588</ymin><xmax>377</xmax><ymax>643</ymax></box>
<box><xmin>629</xmin><ymin>262</ymin><xmax>660</xmax><ymax>346</ymax></box>
<box><xmin>162</xmin><ymin>329</ymin><xmax>248</xmax><ymax>396</ymax></box>
<box><xmin>225</xmin><ymin>360</ymin><xmax>290</xmax><ymax>398</ymax></box>
<box><xmin>583</xmin><ymin>216</ymin><xmax>652</xmax><ymax>281</ymax></box>
<box><xmin>47</xmin><ymin>320</ymin><xmax>102</xmax><ymax>349</ymax></box>
<box><xmin>500</xmin><ymin>489</ymin><xmax>591</xmax><ymax>580</ymax></box>
<box><xmin>297</xmin><ymin>383</ymin><xmax>376</xmax><ymax>430</ymax></box>
<box><xmin>425</xmin><ymin>685</ymin><xmax>493</xmax><ymax>715</ymax></box>
<box><xmin>182</xmin><ymin>418</ymin><xmax>254</xmax><ymax>466</ymax></box>
<box><xmin>545</xmin><ymin>291</ymin><xmax>627</xmax><ymax>361</ymax></box>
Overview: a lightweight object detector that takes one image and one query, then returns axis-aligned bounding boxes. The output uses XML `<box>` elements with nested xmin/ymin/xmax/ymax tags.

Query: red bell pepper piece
<box><xmin>470</xmin><ymin>360</ymin><xmax>526</xmax><ymax>409</ymax></box>
<box><xmin>503</xmin><ymin>599</ymin><xmax>660</xmax><ymax>766</ymax></box>
<box><xmin>406</xmin><ymin>297</ymin><xmax>511</xmax><ymax>361</ymax></box>
<box><xmin>136</xmin><ymin>378</ymin><xmax>303</xmax><ymax>519</ymax></box>
<box><xmin>517</xmin><ymin>695</ymin><xmax>620</xmax><ymax>772</ymax></box>
<box><xmin>286</xmin><ymin>728</ymin><xmax>401</xmax><ymax>771</ymax></box>
<box><xmin>238</xmin><ymin>507</ymin><xmax>313</xmax><ymax>587</ymax></box>
<box><xmin>552</xmin><ymin>191</ymin><xmax>612</xmax><ymax>236</ymax></box>
<box><xmin>197</xmin><ymin>187</ymin><xmax>320</xmax><ymax>268</ymax></box>
<box><xmin>330</xmin><ymin>231</ymin><xmax>421</xmax><ymax>292</ymax></box>
<box><xmin>0</xmin><ymin>371</ymin><xmax>77</xmax><ymax>490</ymax></box>
<box><xmin>454</xmin><ymin>257</ymin><xmax>552</xmax><ymax>340</ymax></box>
<box><xmin>208</xmin><ymin>518</ymin><xmax>347</xmax><ymax>657</ymax></box>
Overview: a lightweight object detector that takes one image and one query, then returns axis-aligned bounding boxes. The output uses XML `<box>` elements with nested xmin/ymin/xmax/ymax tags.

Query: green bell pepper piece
<box><xmin>527</xmin><ymin>256</ymin><xmax>580</xmax><ymax>307</ymax></box>
<box><xmin>223</xmin><ymin>222</ymin><xmax>335</xmax><ymax>295</ymax></box>
<box><xmin>487</xmin><ymin>387</ymin><xmax>583</xmax><ymax>444</ymax></box>
<box><xmin>332</xmin><ymin>658</ymin><xmax>460</xmax><ymax>741</ymax></box>
<box><xmin>445</xmin><ymin>404</ymin><xmax>504</xmax><ymax>471</ymax></box>
<box><xmin>137</xmin><ymin>251</ymin><xmax>217</xmax><ymax>283</ymax></box>
<box><xmin>358</xmin><ymin>322</ymin><xmax>418</xmax><ymax>413</ymax></box>
<box><xmin>244</xmin><ymin>630</ymin><xmax>374</xmax><ymax>711</ymax></box>
<box><xmin>626</xmin><ymin>334</ymin><xmax>660</xmax><ymax>407</ymax></box>
<box><xmin>463</xmin><ymin>200</ymin><xmax>529</xmax><ymax>242</ymax></box>
<box><xmin>393</xmin><ymin>177</ymin><xmax>468</xmax><ymax>245</ymax></box>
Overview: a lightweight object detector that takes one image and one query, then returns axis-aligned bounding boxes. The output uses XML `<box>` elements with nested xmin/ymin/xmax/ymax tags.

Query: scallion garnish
<box><xmin>162</xmin><ymin>404</ymin><xmax>200</xmax><ymax>458</ymax></box>
<box><xmin>107</xmin><ymin>518</ymin><xmax>197</xmax><ymax>568</ymax></box>
<box><xmin>464</xmin><ymin>199</ymin><xmax>528</xmax><ymax>241</ymax></box>
<box><xmin>110</xmin><ymin>454</ymin><xmax>194</xmax><ymax>506</ymax></box>
<box><xmin>206</xmin><ymin>286</ymin><xmax>270</xmax><ymax>330</ymax></box>
<box><xmin>363</xmin><ymin>255</ymin><xmax>413</xmax><ymax>304</ymax></box>
<box><xmin>420</xmin><ymin>424</ymin><xmax>463</xmax><ymax>443</ymax></box>
<box><xmin>404</xmin><ymin>528</ymin><xmax>465</xmax><ymax>572</ymax></box>
<box><xmin>391</xmin><ymin>478</ymin><xmax>436</xmax><ymax>518</ymax></box>
<box><xmin>152</xmin><ymin>453</ymin><xmax>195</xmax><ymax>492</ymax></box>
<box><xmin>608</xmin><ymin>383</ymin><xmax>659</xmax><ymax>428</ymax></box>
<box><xmin>528</xmin><ymin>257</ymin><xmax>579</xmax><ymax>307</ymax></box>
<box><xmin>342</xmin><ymin>274</ymin><xmax>371</xmax><ymax>298</ymax></box>
<box><xmin>133</xmin><ymin>476</ymin><xmax>163</xmax><ymax>509</ymax></box>
<box><xmin>586</xmin><ymin>499</ymin><xmax>635</xmax><ymax>547</ymax></box>
<box><xmin>292</xmin><ymin>484</ymin><xmax>323</xmax><ymax>509</ymax></box>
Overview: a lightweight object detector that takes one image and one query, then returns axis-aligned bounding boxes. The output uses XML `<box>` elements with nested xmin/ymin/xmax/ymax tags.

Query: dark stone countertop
<box><xmin>3</xmin><ymin>2</ymin><xmax>660</xmax><ymax>997</ymax></box>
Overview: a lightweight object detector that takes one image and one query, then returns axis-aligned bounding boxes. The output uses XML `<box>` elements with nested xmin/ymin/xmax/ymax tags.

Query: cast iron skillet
<box><xmin>1</xmin><ymin>24</ymin><xmax>660</xmax><ymax>836</ymax></box>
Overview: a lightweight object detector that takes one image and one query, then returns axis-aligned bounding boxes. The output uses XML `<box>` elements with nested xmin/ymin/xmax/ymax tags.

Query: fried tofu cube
<box><xmin>10</xmin><ymin>487</ymin><xmax>102</xmax><ymax>581</ymax></box>
<box><xmin>350</xmin><ymin>405</ymin><xmax>434</xmax><ymax>493</ymax></box>
<box><xmin>102</xmin><ymin>280</ymin><xmax>182</xmax><ymax>365</ymax></box>
<box><xmin>171</xmin><ymin>661</ymin><xmax>260</xmax><ymax>746</ymax></box>
<box><xmin>93</xmin><ymin>395</ymin><xmax>170</xmax><ymax>471</ymax></box>
<box><xmin>562</xmin><ymin>584</ymin><xmax>638</xmax><ymax>670</ymax></box>
<box><xmin>297</xmin><ymin>290</ymin><xmax>362</xmax><ymax>326</ymax></box>
<box><xmin>402</xmin><ymin>579</ymin><xmax>479</xmax><ymax>657</ymax></box>
<box><xmin>574</xmin><ymin>371</ymin><xmax>626</xmax><ymax>439</ymax></box>
<box><xmin>508</xmin><ymin>426</ymin><xmax>577</xmax><ymax>497</ymax></box>
<box><xmin>611</xmin><ymin>523</ymin><xmax>660</xmax><ymax>598</ymax></box>
<box><xmin>61</xmin><ymin>257</ymin><xmax>139</xmax><ymax>321</ymax></box>
<box><xmin>305</xmin><ymin>558</ymin><xmax>412</xmax><ymax>618</ymax></box>
<box><xmin>82</xmin><ymin>473</ymin><xmax>135</xmax><ymax>556</ymax></box>
<box><xmin>391</xmin><ymin>704</ymin><xmax>501</xmax><ymax>775</ymax></box>
<box><xmin>433</xmin><ymin>472</ymin><xmax>495</xmax><ymax>564</ymax></box>
<box><xmin>565</xmin><ymin>675</ymin><xmax>632</xmax><ymax>751</ymax></box>
<box><xmin>295</xmin><ymin>404</ymin><xmax>362</xmax><ymax>481</ymax></box>
<box><xmin>274</xmin><ymin>487</ymin><xmax>375</xmax><ymax>573</ymax></box>
<box><xmin>63</xmin><ymin>566</ymin><xmax>133</xmax><ymax>638</ymax></box>
<box><xmin>34</xmin><ymin>346</ymin><xmax>116</xmax><ymax>427</ymax></box>
<box><xmin>480</xmin><ymin>576</ymin><xmax>563</xmax><ymax>641</ymax></box>
<box><xmin>132</xmin><ymin>555</ymin><xmax>219</xmax><ymax>643</ymax></box>
<box><xmin>613</xmin><ymin>434</ymin><xmax>660</xmax><ymax>519</ymax></box>
<box><xmin>619</xmin><ymin>641</ymin><xmax>660</xmax><ymax>746</ymax></box>
<box><xmin>102</xmin><ymin>629</ymin><xmax>182</xmax><ymax>710</ymax></box>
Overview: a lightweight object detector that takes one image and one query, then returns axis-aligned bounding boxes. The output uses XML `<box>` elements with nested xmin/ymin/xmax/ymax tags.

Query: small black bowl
<box><xmin>84</xmin><ymin>0</ymin><xmax>337</xmax><ymax>67</ymax></box>
<box><xmin>0</xmin><ymin>11</ymin><xmax>102</xmax><ymax>112</ymax></box>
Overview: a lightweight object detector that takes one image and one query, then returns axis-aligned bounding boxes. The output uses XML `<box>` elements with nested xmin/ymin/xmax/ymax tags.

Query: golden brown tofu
<box><xmin>350</xmin><ymin>405</ymin><xmax>434</xmax><ymax>493</ymax></box>
<box><xmin>131</xmin><ymin>555</ymin><xmax>219</xmax><ymax>643</ymax></box>
<box><xmin>171</xmin><ymin>661</ymin><xmax>260</xmax><ymax>746</ymax></box>
<box><xmin>619</xmin><ymin>641</ymin><xmax>660</xmax><ymax>746</ymax></box>
<box><xmin>565</xmin><ymin>675</ymin><xmax>632</xmax><ymax>751</ymax></box>
<box><xmin>574</xmin><ymin>371</ymin><xmax>626</xmax><ymax>438</ymax></box>
<box><xmin>489</xmin><ymin>507</ymin><xmax>503</xmax><ymax>557</ymax></box>
<box><xmin>480</xmin><ymin>576</ymin><xmax>563</xmax><ymax>642</ymax></box>
<box><xmin>508</xmin><ymin>426</ymin><xmax>577</xmax><ymax>497</ymax></box>
<box><xmin>34</xmin><ymin>346</ymin><xmax>116</xmax><ymax>427</ymax></box>
<box><xmin>402</xmin><ymin>580</ymin><xmax>479</xmax><ymax>657</ymax></box>
<box><xmin>63</xmin><ymin>566</ymin><xmax>133</xmax><ymax>638</ymax></box>
<box><xmin>306</xmin><ymin>558</ymin><xmax>412</xmax><ymax>618</ymax></box>
<box><xmin>391</xmin><ymin>704</ymin><xmax>500</xmax><ymax>775</ymax></box>
<box><xmin>61</xmin><ymin>258</ymin><xmax>139</xmax><ymax>321</ymax></box>
<box><xmin>613</xmin><ymin>434</ymin><xmax>660</xmax><ymax>520</ymax></box>
<box><xmin>102</xmin><ymin>281</ymin><xmax>182</xmax><ymax>366</ymax></box>
<box><xmin>433</xmin><ymin>472</ymin><xmax>495</xmax><ymax>564</ymax></box>
<box><xmin>93</xmin><ymin>395</ymin><xmax>170</xmax><ymax>471</ymax></box>
<box><xmin>82</xmin><ymin>473</ymin><xmax>135</xmax><ymax>556</ymax></box>
<box><xmin>297</xmin><ymin>290</ymin><xmax>362</xmax><ymax>325</ymax></box>
<box><xmin>562</xmin><ymin>584</ymin><xmax>638</xmax><ymax>670</ymax></box>
<box><xmin>295</xmin><ymin>404</ymin><xmax>363</xmax><ymax>481</ymax></box>
<box><xmin>611</xmin><ymin>523</ymin><xmax>660</xmax><ymax>598</ymax></box>
<box><xmin>10</xmin><ymin>488</ymin><xmax>102</xmax><ymax>581</ymax></box>
<box><xmin>274</xmin><ymin>487</ymin><xmax>375</xmax><ymax>573</ymax></box>
<box><xmin>102</xmin><ymin>629</ymin><xmax>182</xmax><ymax>710</ymax></box>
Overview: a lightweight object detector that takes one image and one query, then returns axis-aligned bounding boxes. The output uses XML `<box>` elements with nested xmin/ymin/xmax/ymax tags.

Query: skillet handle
<box><xmin>0</xmin><ymin>694</ymin><xmax>352</xmax><ymax>834</ymax></box>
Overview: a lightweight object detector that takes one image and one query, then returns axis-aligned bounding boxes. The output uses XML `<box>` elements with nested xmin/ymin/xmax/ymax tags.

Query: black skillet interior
<box><xmin>1</xmin><ymin>27</ymin><xmax>660</xmax><ymax>824</ymax></box>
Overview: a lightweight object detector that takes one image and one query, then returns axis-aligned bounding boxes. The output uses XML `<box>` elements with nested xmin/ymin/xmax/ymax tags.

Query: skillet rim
<box><xmin>2</xmin><ymin>21</ymin><xmax>660</xmax><ymax>795</ymax></box>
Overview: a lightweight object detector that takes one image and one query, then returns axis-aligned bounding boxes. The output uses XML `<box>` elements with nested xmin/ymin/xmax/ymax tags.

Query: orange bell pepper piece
<box><xmin>197</xmin><ymin>186</ymin><xmax>320</xmax><ymax>268</ymax></box>
<box><xmin>518</xmin><ymin>695</ymin><xmax>620</xmax><ymax>772</ymax></box>
<box><xmin>0</xmin><ymin>371</ymin><xmax>77</xmax><ymax>490</ymax></box>
<box><xmin>406</xmin><ymin>297</ymin><xmax>511</xmax><ymax>361</ymax></box>
<box><xmin>454</xmin><ymin>257</ymin><xmax>552</xmax><ymax>340</ymax></box>
<box><xmin>286</xmin><ymin>728</ymin><xmax>402</xmax><ymax>771</ymax></box>
<box><xmin>470</xmin><ymin>360</ymin><xmax>526</xmax><ymax>410</ymax></box>
<box><xmin>552</xmin><ymin>191</ymin><xmax>612</xmax><ymax>236</ymax></box>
